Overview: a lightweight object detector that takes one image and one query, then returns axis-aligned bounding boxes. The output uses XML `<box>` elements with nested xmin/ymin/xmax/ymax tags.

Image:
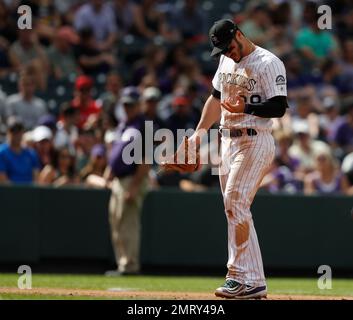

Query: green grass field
<box><xmin>0</xmin><ymin>273</ymin><xmax>353</xmax><ymax>300</ymax></box>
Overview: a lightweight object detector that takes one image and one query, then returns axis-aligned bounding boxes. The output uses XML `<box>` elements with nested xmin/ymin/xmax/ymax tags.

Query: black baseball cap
<box><xmin>209</xmin><ymin>19</ymin><xmax>238</xmax><ymax>57</ymax></box>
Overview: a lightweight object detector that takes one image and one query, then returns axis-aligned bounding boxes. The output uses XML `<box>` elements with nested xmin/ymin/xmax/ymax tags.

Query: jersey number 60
<box><xmin>239</xmin><ymin>94</ymin><xmax>261</xmax><ymax>104</ymax></box>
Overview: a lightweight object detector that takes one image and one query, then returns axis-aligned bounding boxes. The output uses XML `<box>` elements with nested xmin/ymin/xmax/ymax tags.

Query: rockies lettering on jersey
<box><xmin>212</xmin><ymin>46</ymin><xmax>287</xmax><ymax>130</ymax></box>
<box><xmin>218</xmin><ymin>73</ymin><xmax>257</xmax><ymax>91</ymax></box>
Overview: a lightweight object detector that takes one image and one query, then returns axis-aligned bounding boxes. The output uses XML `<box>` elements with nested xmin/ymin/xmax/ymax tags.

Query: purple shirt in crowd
<box><xmin>312</xmin><ymin>174</ymin><xmax>343</xmax><ymax>194</ymax></box>
<box><xmin>109</xmin><ymin>114</ymin><xmax>146</xmax><ymax>178</ymax></box>
<box><xmin>334</xmin><ymin>121</ymin><xmax>353</xmax><ymax>148</ymax></box>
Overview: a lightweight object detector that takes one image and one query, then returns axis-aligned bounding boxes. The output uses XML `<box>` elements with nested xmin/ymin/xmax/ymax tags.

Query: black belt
<box><xmin>219</xmin><ymin>128</ymin><xmax>257</xmax><ymax>137</ymax></box>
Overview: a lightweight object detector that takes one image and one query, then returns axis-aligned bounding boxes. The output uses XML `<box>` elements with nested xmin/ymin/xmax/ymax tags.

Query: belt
<box><xmin>219</xmin><ymin>128</ymin><xmax>257</xmax><ymax>137</ymax></box>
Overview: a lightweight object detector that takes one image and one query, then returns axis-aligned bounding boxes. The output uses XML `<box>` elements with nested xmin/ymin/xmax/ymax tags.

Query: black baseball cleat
<box><xmin>214</xmin><ymin>279</ymin><xmax>245</xmax><ymax>298</ymax></box>
<box><xmin>215</xmin><ymin>280</ymin><xmax>267</xmax><ymax>299</ymax></box>
<box><xmin>234</xmin><ymin>284</ymin><xmax>267</xmax><ymax>299</ymax></box>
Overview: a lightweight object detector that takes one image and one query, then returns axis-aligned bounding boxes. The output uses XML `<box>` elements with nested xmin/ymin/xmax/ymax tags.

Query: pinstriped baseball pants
<box><xmin>219</xmin><ymin>130</ymin><xmax>275</xmax><ymax>287</ymax></box>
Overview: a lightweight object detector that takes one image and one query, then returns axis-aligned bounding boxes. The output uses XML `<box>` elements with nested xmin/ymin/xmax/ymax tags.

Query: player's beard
<box><xmin>233</xmin><ymin>38</ymin><xmax>244</xmax><ymax>63</ymax></box>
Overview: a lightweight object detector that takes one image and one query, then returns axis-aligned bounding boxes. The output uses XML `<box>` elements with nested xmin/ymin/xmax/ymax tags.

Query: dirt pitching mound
<box><xmin>0</xmin><ymin>287</ymin><xmax>352</xmax><ymax>300</ymax></box>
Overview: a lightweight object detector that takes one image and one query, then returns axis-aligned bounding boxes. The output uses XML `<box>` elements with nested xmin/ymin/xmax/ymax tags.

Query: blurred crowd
<box><xmin>0</xmin><ymin>0</ymin><xmax>353</xmax><ymax>195</ymax></box>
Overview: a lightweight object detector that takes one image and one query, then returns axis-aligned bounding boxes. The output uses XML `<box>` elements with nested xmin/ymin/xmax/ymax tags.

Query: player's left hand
<box><xmin>221</xmin><ymin>95</ymin><xmax>245</xmax><ymax>113</ymax></box>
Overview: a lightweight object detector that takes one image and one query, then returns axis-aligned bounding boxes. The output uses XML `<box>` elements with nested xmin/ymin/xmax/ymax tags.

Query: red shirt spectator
<box><xmin>71</xmin><ymin>75</ymin><xmax>101</xmax><ymax>129</ymax></box>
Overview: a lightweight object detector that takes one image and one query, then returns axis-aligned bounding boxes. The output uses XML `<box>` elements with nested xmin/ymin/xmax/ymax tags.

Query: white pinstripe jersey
<box><xmin>212</xmin><ymin>46</ymin><xmax>287</xmax><ymax>131</ymax></box>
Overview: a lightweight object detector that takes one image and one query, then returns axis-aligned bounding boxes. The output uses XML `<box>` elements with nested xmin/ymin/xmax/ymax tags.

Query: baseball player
<box><xmin>187</xmin><ymin>19</ymin><xmax>289</xmax><ymax>299</ymax></box>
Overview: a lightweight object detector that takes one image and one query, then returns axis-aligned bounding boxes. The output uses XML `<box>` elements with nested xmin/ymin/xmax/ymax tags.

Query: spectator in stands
<box><xmin>165</xmin><ymin>45</ymin><xmax>208</xmax><ymax>96</ymax></box>
<box><xmin>0</xmin><ymin>0</ymin><xmax>17</xmax><ymax>45</ymax></box>
<box><xmin>261</xmin><ymin>131</ymin><xmax>302</xmax><ymax>193</ymax></box>
<box><xmin>75</xmin><ymin>128</ymin><xmax>98</xmax><ymax>172</ymax></box>
<box><xmin>140</xmin><ymin>86</ymin><xmax>166</xmax><ymax>182</ymax></box>
<box><xmin>167</xmin><ymin>44</ymin><xmax>194</xmax><ymax>85</ymax></box>
<box><xmin>138</xmin><ymin>72</ymin><xmax>160</xmax><ymax>93</ymax></box>
<box><xmin>283</xmin><ymin>53</ymin><xmax>323</xmax><ymax>101</ymax></box>
<box><xmin>321</xmin><ymin>58</ymin><xmax>353</xmax><ymax>96</ymax></box>
<box><xmin>111</xmin><ymin>0</ymin><xmax>141</xmax><ymax>38</ymax></box>
<box><xmin>336</xmin><ymin>39</ymin><xmax>353</xmax><ymax>95</ymax></box>
<box><xmin>98</xmin><ymin>106</ymin><xmax>118</xmax><ymax>142</ymax></box>
<box><xmin>5</xmin><ymin>73</ymin><xmax>48</xmax><ymax>130</ymax></box>
<box><xmin>174</xmin><ymin>58</ymin><xmax>207</xmax><ymax>94</ymax></box>
<box><xmin>75</xmin><ymin>27</ymin><xmax>116</xmax><ymax>76</ymax></box>
<box><xmin>239</xmin><ymin>4</ymin><xmax>277</xmax><ymax>49</ymax></box>
<box><xmin>104</xmin><ymin>128</ymin><xmax>116</xmax><ymax>156</ymax></box>
<box><xmin>342</xmin><ymin>39</ymin><xmax>353</xmax><ymax>68</ymax></box>
<box><xmin>0</xmin><ymin>1</ymin><xmax>19</xmax><ymax>77</ymax></box>
<box><xmin>318</xmin><ymin>96</ymin><xmax>344</xmax><ymax>144</ymax></box>
<box><xmin>288</xmin><ymin>121</ymin><xmax>330</xmax><ymax>177</ymax></box>
<box><xmin>37</xmin><ymin>114</ymin><xmax>58</xmax><ymax>138</ymax></box>
<box><xmin>295</xmin><ymin>1</ymin><xmax>338</xmax><ymax>64</ymax></box>
<box><xmin>274</xmin><ymin>131</ymin><xmax>300</xmax><ymax>172</ymax></box>
<box><xmin>47</xmin><ymin>26</ymin><xmax>80</xmax><ymax>79</ymax></box>
<box><xmin>335</xmin><ymin>6</ymin><xmax>353</xmax><ymax>42</ymax></box>
<box><xmin>80</xmin><ymin>143</ymin><xmax>107</xmax><ymax>186</ymax></box>
<box><xmin>31</xmin><ymin>125</ymin><xmax>55</xmax><ymax>168</ymax></box>
<box><xmin>289</xmin><ymin>95</ymin><xmax>320</xmax><ymax>139</ymax></box>
<box><xmin>266</xmin><ymin>22</ymin><xmax>293</xmax><ymax>58</ymax></box>
<box><xmin>165</xmin><ymin>93</ymin><xmax>199</xmax><ymax>139</ymax></box>
<box><xmin>131</xmin><ymin>0</ymin><xmax>177</xmax><ymax>42</ymax></box>
<box><xmin>0</xmin><ymin>40</ymin><xmax>11</xmax><ymax>79</ymax></box>
<box><xmin>333</xmin><ymin>102</ymin><xmax>353</xmax><ymax>158</ymax></box>
<box><xmin>53</xmin><ymin>0</ymin><xmax>82</xmax><ymax>18</ymax></box>
<box><xmin>0</xmin><ymin>35</ymin><xmax>12</xmax><ymax>78</ymax></box>
<box><xmin>183</xmin><ymin>81</ymin><xmax>208</xmax><ymax>114</ymax></box>
<box><xmin>74</xmin><ymin>0</ymin><xmax>117</xmax><ymax>51</ymax></box>
<box><xmin>97</xmin><ymin>72</ymin><xmax>123</xmax><ymax>115</ymax></box>
<box><xmin>304</xmin><ymin>150</ymin><xmax>349</xmax><ymax>195</ymax></box>
<box><xmin>71</xmin><ymin>75</ymin><xmax>101</xmax><ymax>129</ymax></box>
<box><xmin>171</xmin><ymin>0</ymin><xmax>206</xmax><ymax>43</ymax></box>
<box><xmin>34</xmin><ymin>0</ymin><xmax>62</xmax><ymax>46</ymax></box>
<box><xmin>8</xmin><ymin>28</ymin><xmax>49</xmax><ymax>90</ymax></box>
<box><xmin>106</xmin><ymin>86</ymin><xmax>150</xmax><ymax>276</ymax></box>
<box><xmin>261</xmin><ymin>157</ymin><xmax>302</xmax><ymax>194</ymax></box>
<box><xmin>131</xmin><ymin>43</ymin><xmax>168</xmax><ymax>88</ymax></box>
<box><xmin>54</xmin><ymin>102</ymin><xmax>79</xmax><ymax>154</ymax></box>
<box><xmin>141</xmin><ymin>86</ymin><xmax>165</xmax><ymax>131</ymax></box>
<box><xmin>0</xmin><ymin>117</ymin><xmax>40</xmax><ymax>184</ymax></box>
<box><xmin>270</xmin><ymin>1</ymin><xmax>292</xmax><ymax>30</ymax></box>
<box><xmin>341</xmin><ymin>151</ymin><xmax>353</xmax><ymax>195</ymax></box>
<box><xmin>0</xmin><ymin>88</ymin><xmax>7</xmax><ymax>139</ymax></box>
<box><xmin>38</xmin><ymin>146</ymin><xmax>79</xmax><ymax>186</ymax></box>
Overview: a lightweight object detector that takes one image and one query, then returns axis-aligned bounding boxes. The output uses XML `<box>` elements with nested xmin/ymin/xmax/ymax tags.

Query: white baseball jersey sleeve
<box><xmin>212</xmin><ymin>46</ymin><xmax>287</xmax><ymax>131</ymax></box>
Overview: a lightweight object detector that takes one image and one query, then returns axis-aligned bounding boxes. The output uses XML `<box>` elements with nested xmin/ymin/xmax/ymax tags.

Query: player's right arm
<box><xmin>194</xmin><ymin>56</ymin><xmax>224</xmax><ymax>136</ymax></box>
<box><xmin>170</xmin><ymin>93</ymin><xmax>220</xmax><ymax>169</ymax></box>
<box><xmin>195</xmin><ymin>93</ymin><xmax>221</xmax><ymax>134</ymax></box>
